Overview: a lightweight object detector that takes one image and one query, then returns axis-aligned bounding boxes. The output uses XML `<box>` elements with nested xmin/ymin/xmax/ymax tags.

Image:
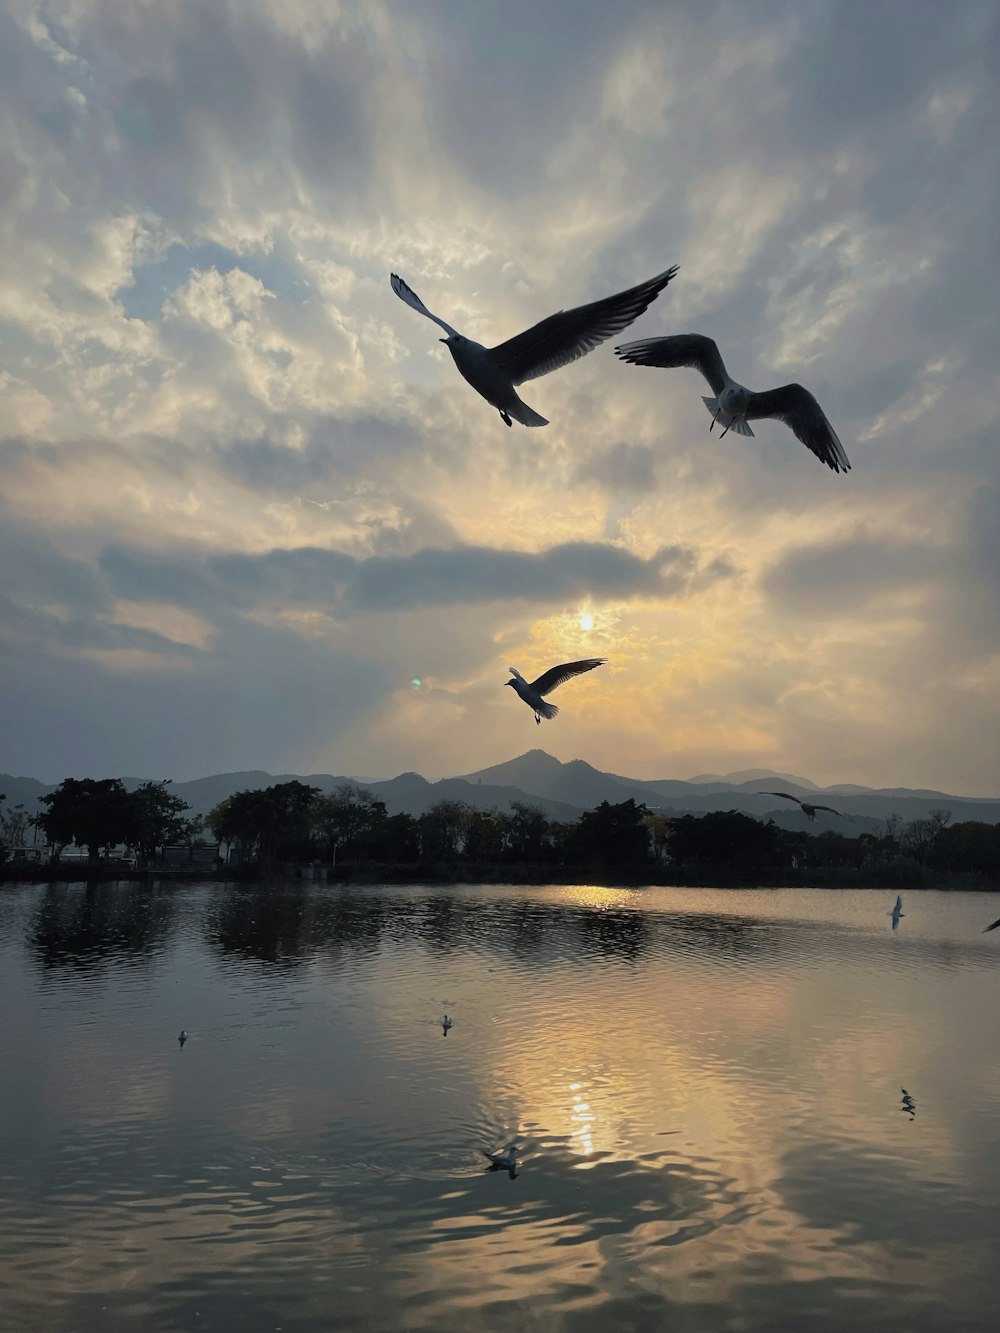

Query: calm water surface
<box><xmin>1</xmin><ymin>882</ymin><xmax>999</xmax><ymax>1332</ymax></box>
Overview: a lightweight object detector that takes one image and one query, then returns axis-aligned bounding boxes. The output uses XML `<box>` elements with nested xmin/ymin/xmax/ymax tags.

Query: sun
<box><xmin>578</xmin><ymin>613</ymin><xmax>594</xmax><ymax>631</ymax></box>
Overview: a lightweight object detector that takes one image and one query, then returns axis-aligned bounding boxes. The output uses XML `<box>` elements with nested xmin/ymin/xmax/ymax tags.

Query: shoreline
<box><xmin>2</xmin><ymin>862</ymin><xmax>998</xmax><ymax>892</ymax></box>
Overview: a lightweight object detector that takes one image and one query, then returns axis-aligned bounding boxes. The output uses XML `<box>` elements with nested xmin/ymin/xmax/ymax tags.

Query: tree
<box><xmin>1</xmin><ymin>801</ymin><xmax>32</xmax><ymax>861</ymax></box>
<box><xmin>569</xmin><ymin>799</ymin><xmax>651</xmax><ymax>866</ymax></box>
<box><xmin>667</xmin><ymin>810</ymin><xmax>783</xmax><ymax>868</ymax></box>
<box><xmin>419</xmin><ymin>800</ymin><xmax>471</xmax><ymax>861</ymax></box>
<box><xmin>310</xmin><ymin>784</ymin><xmax>387</xmax><ymax>862</ymax></box>
<box><xmin>207</xmin><ymin>781</ymin><xmax>320</xmax><ymax>863</ymax></box>
<box><xmin>128</xmin><ymin>781</ymin><xmax>193</xmax><ymax>862</ymax></box>
<box><xmin>36</xmin><ymin>778</ymin><xmax>137</xmax><ymax>863</ymax></box>
<box><xmin>507</xmin><ymin>802</ymin><xmax>553</xmax><ymax>862</ymax></box>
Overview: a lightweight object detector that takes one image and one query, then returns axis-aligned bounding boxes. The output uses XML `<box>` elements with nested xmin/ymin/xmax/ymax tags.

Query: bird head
<box><xmin>439</xmin><ymin>334</ymin><xmax>466</xmax><ymax>346</ymax></box>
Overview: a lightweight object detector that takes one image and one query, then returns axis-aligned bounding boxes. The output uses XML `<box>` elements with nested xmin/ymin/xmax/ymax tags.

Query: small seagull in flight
<box><xmin>982</xmin><ymin>916</ymin><xmax>1000</xmax><ymax>934</ymax></box>
<box><xmin>889</xmin><ymin>894</ymin><xmax>904</xmax><ymax>930</ymax></box>
<box><xmin>615</xmin><ymin>334</ymin><xmax>851</xmax><ymax>473</ymax></box>
<box><xmin>761</xmin><ymin>791</ymin><xmax>850</xmax><ymax>821</ymax></box>
<box><xmin>391</xmin><ymin>267</ymin><xmax>677</xmax><ymax>427</ymax></box>
<box><xmin>506</xmin><ymin>659</ymin><xmax>607</xmax><ymax>725</ymax></box>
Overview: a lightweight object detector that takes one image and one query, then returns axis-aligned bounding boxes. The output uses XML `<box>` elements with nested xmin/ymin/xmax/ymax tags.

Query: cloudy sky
<box><xmin>1</xmin><ymin>0</ymin><xmax>998</xmax><ymax>792</ymax></box>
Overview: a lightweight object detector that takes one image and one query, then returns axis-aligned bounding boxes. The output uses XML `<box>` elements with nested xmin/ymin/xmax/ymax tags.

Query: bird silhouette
<box><xmin>506</xmin><ymin>659</ymin><xmax>607</xmax><ymax>724</ymax></box>
<box><xmin>391</xmin><ymin>267</ymin><xmax>677</xmax><ymax>427</ymax></box>
<box><xmin>615</xmin><ymin>333</ymin><xmax>850</xmax><ymax>472</ymax></box>
<box><xmin>761</xmin><ymin>791</ymin><xmax>849</xmax><ymax>821</ymax></box>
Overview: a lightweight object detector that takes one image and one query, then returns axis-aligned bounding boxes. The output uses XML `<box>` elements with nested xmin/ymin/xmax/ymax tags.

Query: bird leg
<box><xmin>709</xmin><ymin>410</ymin><xmax>720</xmax><ymax>433</ymax></box>
<box><xmin>534</xmin><ymin>713</ymin><xmax>541</xmax><ymax>725</ymax></box>
<box><xmin>500</xmin><ymin>410</ymin><xmax>512</xmax><ymax>427</ymax></box>
<box><xmin>718</xmin><ymin>418</ymin><xmax>733</xmax><ymax>440</ymax></box>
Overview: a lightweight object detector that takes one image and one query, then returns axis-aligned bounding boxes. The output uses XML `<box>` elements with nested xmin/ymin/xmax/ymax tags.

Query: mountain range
<box><xmin>3</xmin><ymin>751</ymin><xmax>999</xmax><ymax>833</ymax></box>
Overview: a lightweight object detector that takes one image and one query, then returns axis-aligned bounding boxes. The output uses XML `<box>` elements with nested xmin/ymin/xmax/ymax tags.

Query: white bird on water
<box><xmin>889</xmin><ymin>895</ymin><xmax>904</xmax><ymax>930</ymax></box>
<box><xmin>390</xmin><ymin>267</ymin><xmax>678</xmax><ymax>427</ymax></box>
<box><xmin>178</xmin><ymin>1029</ymin><xmax>188</xmax><ymax>1047</ymax></box>
<box><xmin>615</xmin><ymin>334</ymin><xmax>851</xmax><ymax>473</ymax></box>
<box><xmin>506</xmin><ymin>659</ymin><xmax>607</xmax><ymax>725</ymax></box>
<box><xmin>482</xmin><ymin>1145</ymin><xmax>518</xmax><ymax>1171</ymax></box>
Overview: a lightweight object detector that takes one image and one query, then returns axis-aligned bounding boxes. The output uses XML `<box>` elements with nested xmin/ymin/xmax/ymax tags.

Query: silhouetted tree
<box><xmin>569</xmin><ymin>799</ymin><xmax>650</xmax><ymax>865</ymax></box>
<box><xmin>129</xmin><ymin>781</ymin><xmax>193</xmax><ymax>862</ymax></box>
<box><xmin>1</xmin><ymin>801</ymin><xmax>32</xmax><ymax>861</ymax></box>
<box><xmin>311</xmin><ymin>784</ymin><xmax>387</xmax><ymax>861</ymax></box>
<box><xmin>668</xmin><ymin>810</ymin><xmax>783</xmax><ymax>868</ymax></box>
<box><xmin>207</xmin><ymin>781</ymin><xmax>319</xmax><ymax>863</ymax></box>
<box><xmin>36</xmin><ymin>778</ymin><xmax>137</xmax><ymax>863</ymax></box>
<box><xmin>419</xmin><ymin>800</ymin><xmax>471</xmax><ymax>860</ymax></box>
<box><xmin>370</xmin><ymin>811</ymin><xmax>421</xmax><ymax>864</ymax></box>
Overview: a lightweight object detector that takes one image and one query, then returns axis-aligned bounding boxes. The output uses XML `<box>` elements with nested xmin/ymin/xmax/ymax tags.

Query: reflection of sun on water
<box><xmin>569</xmin><ymin>1082</ymin><xmax>595</xmax><ymax>1157</ymax></box>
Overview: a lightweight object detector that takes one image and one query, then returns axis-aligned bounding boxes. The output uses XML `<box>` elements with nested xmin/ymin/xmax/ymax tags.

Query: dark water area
<box><xmin>1</xmin><ymin>881</ymin><xmax>999</xmax><ymax>1332</ymax></box>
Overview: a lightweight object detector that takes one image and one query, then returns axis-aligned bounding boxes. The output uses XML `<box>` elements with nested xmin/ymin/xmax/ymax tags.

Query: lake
<box><xmin>1</xmin><ymin>881</ymin><xmax>999</xmax><ymax>1332</ymax></box>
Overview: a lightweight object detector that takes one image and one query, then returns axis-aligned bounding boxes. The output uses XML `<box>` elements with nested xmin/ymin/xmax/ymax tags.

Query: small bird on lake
<box><xmin>178</xmin><ymin>1029</ymin><xmax>188</xmax><ymax>1047</ymax></box>
<box><xmin>982</xmin><ymin>916</ymin><xmax>1000</xmax><ymax>934</ymax></box>
<box><xmin>390</xmin><ymin>266</ymin><xmax>677</xmax><ymax>427</ymax></box>
<box><xmin>442</xmin><ymin>1014</ymin><xmax>453</xmax><ymax>1035</ymax></box>
<box><xmin>506</xmin><ymin>659</ymin><xmax>607</xmax><ymax>724</ymax></box>
<box><xmin>482</xmin><ymin>1145</ymin><xmax>518</xmax><ymax>1175</ymax></box>
<box><xmin>614</xmin><ymin>333</ymin><xmax>850</xmax><ymax>473</ymax></box>
<box><xmin>889</xmin><ymin>894</ymin><xmax>904</xmax><ymax>930</ymax></box>
<box><xmin>761</xmin><ymin>791</ymin><xmax>849</xmax><ymax>821</ymax></box>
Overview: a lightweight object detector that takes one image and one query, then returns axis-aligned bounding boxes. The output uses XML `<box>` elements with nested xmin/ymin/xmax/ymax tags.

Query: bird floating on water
<box><xmin>442</xmin><ymin>1014</ymin><xmax>453</xmax><ymax>1034</ymax></box>
<box><xmin>506</xmin><ymin>659</ymin><xmax>607</xmax><ymax>724</ymax></box>
<box><xmin>482</xmin><ymin>1145</ymin><xmax>518</xmax><ymax>1174</ymax></box>
<box><xmin>761</xmin><ymin>791</ymin><xmax>849</xmax><ymax>821</ymax></box>
<box><xmin>178</xmin><ymin>1030</ymin><xmax>188</xmax><ymax>1047</ymax></box>
<box><xmin>615</xmin><ymin>334</ymin><xmax>850</xmax><ymax>473</ymax></box>
<box><xmin>390</xmin><ymin>267</ymin><xmax>677</xmax><ymax>427</ymax></box>
<box><xmin>889</xmin><ymin>894</ymin><xmax>904</xmax><ymax>930</ymax></box>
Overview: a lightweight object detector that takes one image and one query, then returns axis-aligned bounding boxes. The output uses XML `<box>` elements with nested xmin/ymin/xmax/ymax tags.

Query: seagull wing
<box><xmin>982</xmin><ymin>916</ymin><xmax>1000</xmax><ymax>933</ymax></box>
<box><xmin>746</xmin><ymin>383</ymin><xmax>851</xmax><ymax>473</ymax></box>
<box><xmin>530</xmin><ymin>658</ymin><xmax>607</xmax><ymax>697</ymax></box>
<box><xmin>812</xmin><ymin>804</ymin><xmax>849</xmax><ymax>819</ymax></box>
<box><xmin>614</xmin><ymin>334</ymin><xmax>730</xmax><ymax>397</ymax></box>
<box><xmin>488</xmin><ymin>268</ymin><xmax>678</xmax><ymax>386</ymax></box>
<box><xmin>763</xmin><ymin>791</ymin><xmax>803</xmax><ymax>807</ymax></box>
<box><xmin>390</xmin><ymin>272</ymin><xmax>460</xmax><ymax>338</ymax></box>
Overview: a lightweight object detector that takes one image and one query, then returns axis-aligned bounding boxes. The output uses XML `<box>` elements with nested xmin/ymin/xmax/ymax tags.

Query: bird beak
<box><xmin>439</xmin><ymin>337</ymin><xmax>448</xmax><ymax>343</ymax></box>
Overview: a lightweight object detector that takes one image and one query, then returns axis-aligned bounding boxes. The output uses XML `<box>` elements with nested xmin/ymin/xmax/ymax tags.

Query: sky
<box><xmin>1</xmin><ymin>0</ymin><xmax>998</xmax><ymax>793</ymax></box>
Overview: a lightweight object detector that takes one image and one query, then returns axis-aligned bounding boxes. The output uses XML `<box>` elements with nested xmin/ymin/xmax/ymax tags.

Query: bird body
<box><xmin>506</xmin><ymin>659</ymin><xmax>607</xmax><ymax>724</ymax></box>
<box><xmin>890</xmin><ymin>894</ymin><xmax>904</xmax><ymax>929</ymax></box>
<box><xmin>442</xmin><ymin>1014</ymin><xmax>453</xmax><ymax>1033</ymax></box>
<box><xmin>482</xmin><ymin>1145</ymin><xmax>518</xmax><ymax>1169</ymax></box>
<box><xmin>391</xmin><ymin>267</ymin><xmax>678</xmax><ymax>427</ymax></box>
<box><xmin>178</xmin><ymin>1029</ymin><xmax>188</xmax><ymax>1046</ymax></box>
<box><xmin>615</xmin><ymin>333</ymin><xmax>850</xmax><ymax>472</ymax></box>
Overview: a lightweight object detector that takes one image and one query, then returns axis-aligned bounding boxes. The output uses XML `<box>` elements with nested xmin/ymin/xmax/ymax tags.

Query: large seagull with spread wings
<box><xmin>615</xmin><ymin>333</ymin><xmax>851</xmax><ymax>473</ymax></box>
<box><xmin>506</xmin><ymin>659</ymin><xmax>607</xmax><ymax>724</ymax></box>
<box><xmin>391</xmin><ymin>267</ymin><xmax>677</xmax><ymax>427</ymax></box>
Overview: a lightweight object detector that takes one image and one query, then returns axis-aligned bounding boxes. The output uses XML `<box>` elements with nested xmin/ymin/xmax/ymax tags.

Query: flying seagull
<box><xmin>983</xmin><ymin>916</ymin><xmax>1000</xmax><ymax>934</ymax></box>
<box><xmin>614</xmin><ymin>334</ymin><xmax>851</xmax><ymax>472</ymax></box>
<box><xmin>506</xmin><ymin>659</ymin><xmax>607</xmax><ymax>724</ymax></box>
<box><xmin>889</xmin><ymin>894</ymin><xmax>904</xmax><ymax>930</ymax></box>
<box><xmin>761</xmin><ymin>791</ymin><xmax>850</xmax><ymax>821</ymax></box>
<box><xmin>390</xmin><ymin>267</ymin><xmax>677</xmax><ymax>427</ymax></box>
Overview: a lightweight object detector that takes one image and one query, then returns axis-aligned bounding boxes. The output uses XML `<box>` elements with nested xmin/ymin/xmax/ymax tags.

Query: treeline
<box><xmin>4</xmin><ymin>777</ymin><xmax>1000</xmax><ymax>884</ymax></box>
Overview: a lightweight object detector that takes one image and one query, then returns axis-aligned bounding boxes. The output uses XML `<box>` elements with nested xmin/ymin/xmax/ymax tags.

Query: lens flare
<box><xmin>410</xmin><ymin>678</ymin><xmax>422</xmax><ymax>689</ymax></box>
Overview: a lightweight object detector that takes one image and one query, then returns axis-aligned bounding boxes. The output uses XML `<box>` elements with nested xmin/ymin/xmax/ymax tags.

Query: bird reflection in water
<box><xmin>901</xmin><ymin>1088</ymin><xmax>916</xmax><ymax>1120</ymax></box>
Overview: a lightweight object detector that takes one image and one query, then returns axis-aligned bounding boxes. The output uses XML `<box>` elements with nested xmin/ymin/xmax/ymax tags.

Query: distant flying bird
<box><xmin>390</xmin><ymin>267</ymin><xmax>677</xmax><ymax>427</ymax></box>
<box><xmin>178</xmin><ymin>1029</ymin><xmax>188</xmax><ymax>1047</ymax></box>
<box><xmin>506</xmin><ymin>659</ymin><xmax>607</xmax><ymax>724</ymax></box>
<box><xmin>889</xmin><ymin>894</ymin><xmax>904</xmax><ymax>930</ymax></box>
<box><xmin>983</xmin><ymin>916</ymin><xmax>1000</xmax><ymax>934</ymax></box>
<box><xmin>482</xmin><ymin>1145</ymin><xmax>518</xmax><ymax>1171</ymax></box>
<box><xmin>442</xmin><ymin>1014</ymin><xmax>453</xmax><ymax>1034</ymax></box>
<box><xmin>900</xmin><ymin>1088</ymin><xmax>916</xmax><ymax>1120</ymax></box>
<box><xmin>761</xmin><ymin>791</ymin><xmax>850</xmax><ymax>821</ymax></box>
<box><xmin>614</xmin><ymin>334</ymin><xmax>851</xmax><ymax>473</ymax></box>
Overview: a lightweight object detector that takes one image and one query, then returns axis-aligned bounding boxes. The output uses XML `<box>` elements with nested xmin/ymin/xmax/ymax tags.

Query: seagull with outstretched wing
<box><xmin>391</xmin><ymin>267</ymin><xmax>677</xmax><ymax>427</ymax></box>
<box><xmin>615</xmin><ymin>333</ymin><xmax>850</xmax><ymax>473</ymax></box>
<box><xmin>983</xmin><ymin>916</ymin><xmax>1000</xmax><ymax>934</ymax></box>
<box><xmin>761</xmin><ymin>791</ymin><xmax>850</xmax><ymax>821</ymax></box>
<box><xmin>506</xmin><ymin>659</ymin><xmax>607</xmax><ymax>725</ymax></box>
<box><xmin>889</xmin><ymin>894</ymin><xmax>904</xmax><ymax>930</ymax></box>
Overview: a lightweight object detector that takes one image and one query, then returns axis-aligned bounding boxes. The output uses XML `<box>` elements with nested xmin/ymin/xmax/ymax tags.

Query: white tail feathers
<box><xmin>702</xmin><ymin>396</ymin><xmax>754</xmax><ymax>438</ymax></box>
<box><xmin>536</xmin><ymin>700</ymin><xmax>559</xmax><ymax>720</ymax></box>
<box><xmin>509</xmin><ymin>398</ymin><xmax>549</xmax><ymax>427</ymax></box>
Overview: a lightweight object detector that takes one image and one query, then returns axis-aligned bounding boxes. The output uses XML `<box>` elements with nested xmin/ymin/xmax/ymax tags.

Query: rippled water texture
<box><xmin>2</xmin><ymin>882</ymin><xmax>999</xmax><ymax>1332</ymax></box>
